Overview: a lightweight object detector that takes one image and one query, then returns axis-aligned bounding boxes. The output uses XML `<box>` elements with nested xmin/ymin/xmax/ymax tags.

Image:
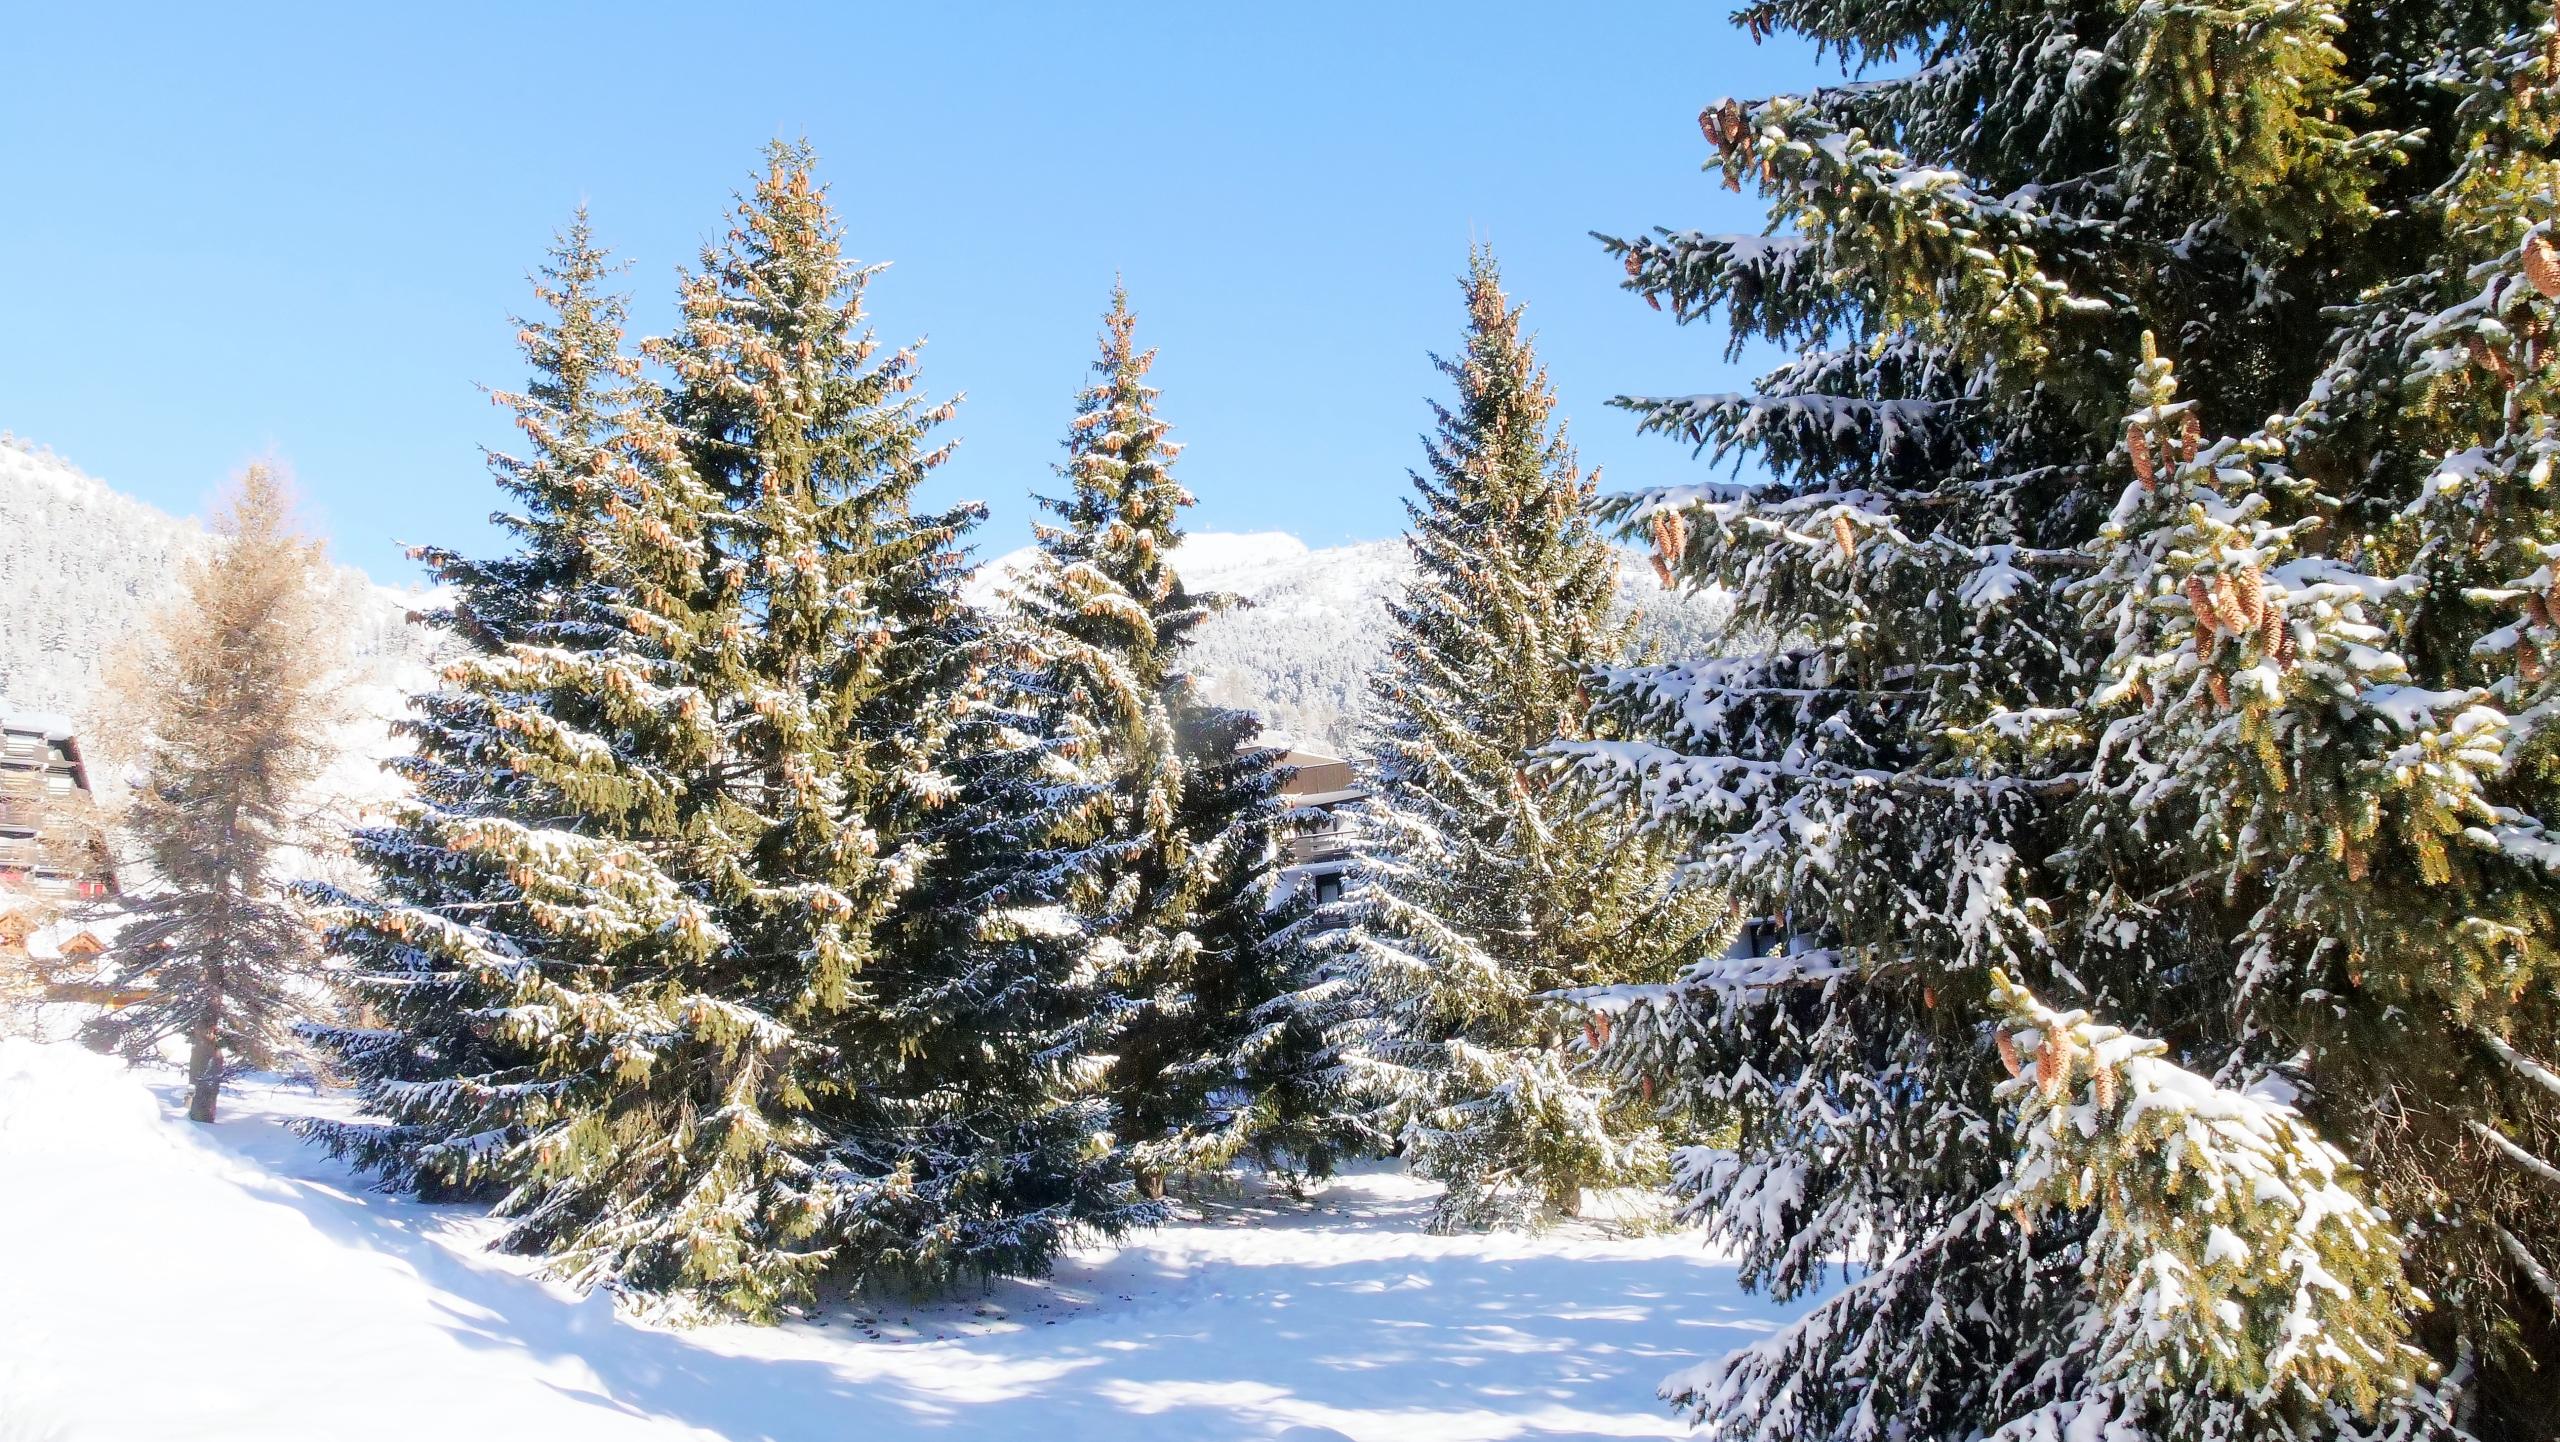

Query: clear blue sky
<box><xmin>1</xmin><ymin>3</ymin><xmax>1823</xmax><ymax>582</ymax></box>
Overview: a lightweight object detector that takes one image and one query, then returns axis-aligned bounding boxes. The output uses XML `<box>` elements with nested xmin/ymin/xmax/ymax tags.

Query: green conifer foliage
<box><xmin>1005</xmin><ymin>287</ymin><xmax>1334</xmax><ymax>1195</ymax></box>
<box><xmin>421</xmin><ymin>209</ymin><xmax>642</xmax><ymax>652</ymax></box>
<box><xmin>315</xmin><ymin>149</ymin><xmax>1124</xmax><ymax>1318</ymax></box>
<box><xmin>1561</xmin><ymin>1</ymin><xmax>2560</xmax><ymax>1435</ymax></box>
<box><xmin>1344</xmin><ymin>250</ymin><xmax>1728</xmax><ymax>1231</ymax></box>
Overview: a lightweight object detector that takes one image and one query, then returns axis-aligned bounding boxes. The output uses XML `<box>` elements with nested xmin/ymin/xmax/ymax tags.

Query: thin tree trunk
<box><xmin>187</xmin><ymin>1030</ymin><xmax>222</xmax><ymax>1123</ymax></box>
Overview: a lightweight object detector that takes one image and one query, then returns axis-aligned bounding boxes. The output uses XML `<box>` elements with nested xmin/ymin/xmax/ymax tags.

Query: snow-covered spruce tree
<box><xmin>88</xmin><ymin>464</ymin><xmax>335</xmax><ymax>1123</ymax></box>
<box><xmin>587</xmin><ymin>143</ymin><xmax>1144</xmax><ymax>1306</ymax></box>
<box><xmin>313</xmin><ymin>148</ymin><xmax>1132</xmax><ymax>1318</ymax></box>
<box><xmin>300</xmin><ymin>214</ymin><xmax>671</xmax><ymax>1194</ymax></box>
<box><xmin>1341</xmin><ymin>249</ymin><xmax>1728</xmax><ymax>1231</ymax></box>
<box><xmin>1005</xmin><ymin>286</ymin><xmax>1337</xmax><ymax>1195</ymax></box>
<box><xmin>1557</xmin><ymin>2</ymin><xmax>2560</xmax><ymax>1435</ymax></box>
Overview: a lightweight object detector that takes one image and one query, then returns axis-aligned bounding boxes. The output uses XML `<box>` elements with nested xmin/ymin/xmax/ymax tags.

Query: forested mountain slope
<box><xmin>0</xmin><ymin>437</ymin><xmax>429</xmax><ymax>719</ymax></box>
<box><xmin>977</xmin><ymin>530</ymin><xmax>1730</xmax><ymax>751</ymax></box>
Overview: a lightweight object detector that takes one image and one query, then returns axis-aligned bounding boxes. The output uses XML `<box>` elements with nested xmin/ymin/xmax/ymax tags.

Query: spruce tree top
<box><xmin>1020</xmin><ymin>283</ymin><xmax>1204</xmax><ymax>697</ymax></box>
<box><xmin>420</xmin><ymin>212</ymin><xmax>642</xmax><ymax>653</ymax></box>
<box><xmin>1376</xmin><ymin>248</ymin><xmax>1624</xmax><ymax>780</ymax></box>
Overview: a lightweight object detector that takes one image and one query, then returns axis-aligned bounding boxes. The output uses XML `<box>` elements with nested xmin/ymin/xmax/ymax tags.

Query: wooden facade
<box><xmin>0</xmin><ymin>713</ymin><xmax>115</xmax><ymax>904</ymax></box>
<box><xmin>1276</xmin><ymin>748</ymin><xmax>1364</xmax><ymax>908</ymax></box>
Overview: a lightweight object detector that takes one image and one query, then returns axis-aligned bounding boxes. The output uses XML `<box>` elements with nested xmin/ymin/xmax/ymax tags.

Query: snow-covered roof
<box><xmin>1288</xmin><ymin>787</ymin><xmax>1365</xmax><ymax>808</ymax></box>
<box><xmin>25</xmin><ymin>912</ymin><xmax>133</xmax><ymax>962</ymax></box>
<box><xmin>0</xmin><ymin>711</ymin><xmax>78</xmax><ymax>741</ymax></box>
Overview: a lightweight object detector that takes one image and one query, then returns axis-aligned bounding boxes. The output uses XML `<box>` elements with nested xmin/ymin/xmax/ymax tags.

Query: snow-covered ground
<box><xmin>0</xmin><ymin>1038</ymin><xmax>1794</xmax><ymax>1442</ymax></box>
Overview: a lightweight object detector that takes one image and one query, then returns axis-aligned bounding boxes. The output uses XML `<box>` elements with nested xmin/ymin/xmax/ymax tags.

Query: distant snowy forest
<box><xmin>0</xmin><ymin>437</ymin><xmax>432</xmax><ymax>718</ymax></box>
<box><xmin>2</xmin><ymin>438</ymin><xmax>1723</xmax><ymax>758</ymax></box>
<box><xmin>981</xmin><ymin>531</ymin><xmax>1728</xmax><ymax>751</ymax></box>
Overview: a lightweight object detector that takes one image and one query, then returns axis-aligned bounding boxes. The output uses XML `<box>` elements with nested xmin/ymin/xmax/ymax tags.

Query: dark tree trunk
<box><xmin>186</xmin><ymin>1033</ymin><xmax>221</xmax><ymax>1123</ymax></box>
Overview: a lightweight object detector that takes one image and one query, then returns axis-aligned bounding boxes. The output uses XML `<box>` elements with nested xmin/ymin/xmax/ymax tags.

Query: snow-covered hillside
<box><xmin>976</xmin><ymin>531</ymin><xmax>1732</xmax><ymax>751</ymax></box>
<box><xmin>0</xmin><ymin>1034</ymin><xmax>1800</xmax><ymax>1442</ymax></box>
<box><xmin>0</xmin><ymin>439</ymin><xmax>445</xmax><ymax>860</ymax></box>
<box><xmin>0</xmin><ymin>437</ymin><xmax>432</xmax><ymax>720</ymax></box>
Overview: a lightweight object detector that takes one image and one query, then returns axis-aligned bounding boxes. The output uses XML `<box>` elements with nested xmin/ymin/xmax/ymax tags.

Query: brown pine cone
<box><xmin>2036</xmin><ymin>1037</ymin><xmax>2071</xmax><ymax>1100</ymax></box>
<box><xmin>2209</xmin><ymin>573</ymin><xmax>2252</xmax><ymax>635</ymax></box>
<box><xmin>2231</xmin><ymin>564</ymin><xmax>2266</xmax><ymax>629</ymax></box>
<box><xmin>2128</xmin><ymin>427</ymin><xmax>2156</xmax><ymax>489</ymax></box>
<box><xmin>2186</xmin><ymin>576</ymin><xmax>2221</xmax><ymax>634</ymax></box>
<box><xmin>2472</xmin><ymin>334</ymin><xmax>2513</xmax><ymax>382</ymax></box>
<box><xmin>2259</xmin><ymin>607</ymin><xmax>2292</xmax><ymax>668</ymax></box>
<box><xmin>2527</xmin><ymin>232</ymin><xmax>2560</xmax><ymax>301</ymax></box>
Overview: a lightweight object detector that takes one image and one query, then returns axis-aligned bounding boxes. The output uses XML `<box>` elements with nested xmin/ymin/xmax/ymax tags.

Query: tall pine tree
<box><xmin>1003</xmin><ymin>286</ymin><xmax>1335</xmax><ymax>1195</ymax></box>
<box><xmin>90</xmin><ymin>464</ymin><xmax>335</xmax><ymax>1122</ymax></box>
<box><xmin>1560</xmin><ymin>2</ymin><xmax>2560</xmax><ymax>1436</ymax></box>
<box><xmin>1341</xmin><ymin>250</ymin><xmax>1727</xmax><ymax>1231</ymax></box>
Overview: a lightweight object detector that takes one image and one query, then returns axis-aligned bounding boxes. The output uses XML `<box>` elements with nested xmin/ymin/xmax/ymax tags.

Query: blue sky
<box><xmin>1</xmin><ymin>4</ymin><xmax>1826</xmax><ymax>582</ymax></box>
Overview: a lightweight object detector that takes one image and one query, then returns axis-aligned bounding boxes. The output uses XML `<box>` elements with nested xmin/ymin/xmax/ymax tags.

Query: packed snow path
<box><xmin>0</xmin><ymin>1039</ymin><xmax>1795</xmax><ymax>1441</ymax></box>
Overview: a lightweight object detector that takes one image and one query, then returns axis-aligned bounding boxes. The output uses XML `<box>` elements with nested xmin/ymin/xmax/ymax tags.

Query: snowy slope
<box><xmin>0</xmin><ymin>438</ymin><xmax>442</xmax><ymax>849</ymax></box>
<box><xmin>0</xmin><ymin>436</ymin><xmax>433</xmax><ymax>718</ymax></box>
<box><xmin>0</xmin><ymin>1037</ymin><xmax>1801</xmax><ymax>1442</ymax></box>
<box><xmin>975</xmin><ymin>531</ymin><xmax>1732</xmax><ymax>751</ymax></box>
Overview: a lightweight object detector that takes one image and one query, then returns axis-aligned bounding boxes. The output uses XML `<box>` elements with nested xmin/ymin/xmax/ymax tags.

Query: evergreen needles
<box><xmin>1564</xmin><ymin>1</ymin><xmax>2560</xmax><ymax>1435</ymax></box>
<box><xmin>1337</xmin><ymin>250</ymin><xmax>1730</xmax><ymax>1231</ymax></box>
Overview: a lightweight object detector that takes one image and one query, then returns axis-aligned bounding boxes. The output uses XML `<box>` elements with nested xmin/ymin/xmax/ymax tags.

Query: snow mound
<box><xmin>0</xmin><ymin>1038</ymin><xmax>1801</xmax><ymax>1442</ymax></box>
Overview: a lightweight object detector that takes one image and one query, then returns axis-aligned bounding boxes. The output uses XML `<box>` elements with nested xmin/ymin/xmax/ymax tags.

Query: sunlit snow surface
<box><xmin>0</xmin><ymin>1037</ymin><xmax>1797</xmax><ymax>1442</ymax></box>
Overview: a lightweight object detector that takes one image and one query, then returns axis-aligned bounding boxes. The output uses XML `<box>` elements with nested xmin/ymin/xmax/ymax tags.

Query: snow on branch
<box><xmin>1988</xmin><ymin>971</ymin><xmax>2427</xmax><ymax>1419</ymax></box>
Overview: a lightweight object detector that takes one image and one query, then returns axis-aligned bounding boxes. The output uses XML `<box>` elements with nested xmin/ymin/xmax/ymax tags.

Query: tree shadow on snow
<box><xmin>170</xmin><ymin>1080</ymin><xmax>1786</xmax><ymax>1442</ymax></box>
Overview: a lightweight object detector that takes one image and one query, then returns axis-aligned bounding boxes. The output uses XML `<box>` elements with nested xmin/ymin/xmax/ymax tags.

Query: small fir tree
<box><xmin>1341</xmin><ymin>250</ymin><xmax>1728</xmax><ymax>1230</ymax></box>
<box><xmin>90</xmin><ymin>464</ymin><xmax>335</xmax><ymax>1122</ymax></box>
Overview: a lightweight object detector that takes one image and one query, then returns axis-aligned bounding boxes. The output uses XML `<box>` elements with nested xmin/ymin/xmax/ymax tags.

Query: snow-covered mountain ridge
<box><xmin>3</xmin><ymin>439</ymin><xmax>1730</xmax><ymax>762</ymax></box>
<box><xmin>976</xmin><ymin>530</ymin><xmax>1733</xmax><ymax>751</ymax></box>
<box><xmin>0</xmin><ymin>436</ymin><xmax>435</xmax><ymax>719</ymax></box>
